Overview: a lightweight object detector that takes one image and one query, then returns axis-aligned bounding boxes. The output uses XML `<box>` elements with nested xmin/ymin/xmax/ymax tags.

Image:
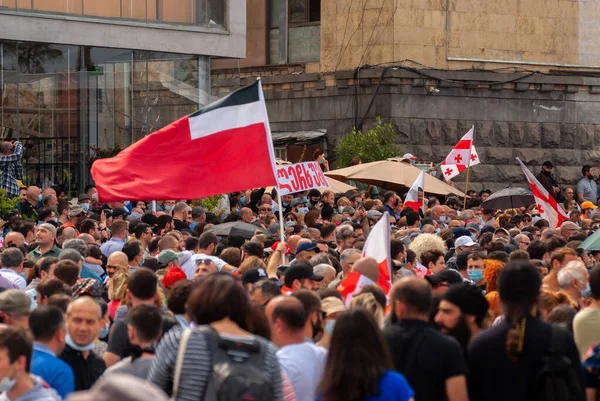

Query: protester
<box><xmin>29</xmin><ymin>305</ymin><xmax>75</xmax><ymax>398</ymax></box>
<box><xmin>384</xmin><ymin>277</ymin><xmax>468</xmax><ymax>401</ymax></box>
<box><xmin>0</xmin><ymin>327</ymin><xmax>61</xmax><ymax>401</ymax></box>
<box><xmin>316</xmin><ymin>309</ymin><xmax>413</xmax><ymax>401</ymax></box>
<box><xmin>0</xmin><ymin>290</ymin><xmax>31</xmax><ymax>328</ymax></box>
<box><xmin>265</xmin><ymin>295</ymin><xmax>326</xmax><ymax>401</ymax></box>
<box><xmin>0</xmin><ymin>248</ymin><xmax>25</xmax><ymax>289</ymax></box>
<box><xmin>468</xmin><ymin>260</ymin><xmax>583</xmax><ymax>401</ymax></box>
<box><xmin>59</xmin><ymin>297</ymin><xmax>106</xmax><ymax>391</ymax></box>
<box><xmin>150</xmin><ymin>273</ymin><xmax>283</xmax><ymax>400</ymax></box>
<box><xmin>574</xmin><ymin>267</ymin><xmax>600</xmax><ymax>359</ymax></box>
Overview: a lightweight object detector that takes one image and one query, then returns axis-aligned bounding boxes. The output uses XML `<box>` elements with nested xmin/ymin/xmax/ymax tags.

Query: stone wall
<box><xmin>211</xmin><ymin>65</ymin><xmax>600</xmax><ymax>192</ymax></box>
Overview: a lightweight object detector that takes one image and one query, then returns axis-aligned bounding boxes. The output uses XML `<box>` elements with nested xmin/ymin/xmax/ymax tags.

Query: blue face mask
<box><xmin>100</xmin><ymin>322</ymin><xmax>110</xmax><ymax>339</ymax></box>
<box><xmin>239</xmin><ymin>196</ymin><xmax>246</xmax><ymax>206</ymax></box>
<box><xmin>37</xmin><ymin>194</ymin><xmax>42</xmax><ymax>202</ymax></box>
<box><xmin>165</xmin><ymin>205</ymin><xmax>172</xmax><ymax>212</ymax></box>
<box><xmin>189</xmin><ymin>222</ymin><xmax>197</xmax><ymax>231</ymax></box>
<box><xmin>81</xmin><ymin>203</ymin><xmax>90</xmax><ymax>212</ymax></box>
<box><xmin>65</xmin><ymin>334</ymin><xmax>95</xmax><ymax>351</ymax></box>
<box><xmin>468</xmin><ymin>270</ymin><xmax>483</xmax><ymax>282</ymax></box>
<box><xmin>298</xmin><ymin>207</ymin><xmax>309</xmax><ymax>214</ymax></box>
<box><xmin>325</xmin><ymin>319</ymin><xmax>335</xmax><ymax>335</ymax></box>
<box><xmin>440</xmin><ymin>216</ymin><xmax>451</xmax><ymax>223</ymax></box>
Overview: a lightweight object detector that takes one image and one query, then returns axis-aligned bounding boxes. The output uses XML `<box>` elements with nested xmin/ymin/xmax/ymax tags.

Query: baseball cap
<box><xmin>112</xmin><ymin>208</ymin><xmax>130</xmax><ymax>218</ymax></box>
<box><xmin>291</xmin><ymin>198</ymin><xmax>306</xmax><ymax>207</ymax></box>
<box><xmin>466</xmin><ymin>222</ymin><xmax>480</xmax><ymax>233</ymax></box>
<box><xmin>157</xmin><ymin>250</ymin><xmax>182</xmax><ymax>267</ymax></box>
<box><xmin>67</xmin><ymin>375</ymin><xmax>169</xmax><ymax>401</ymax></box>
<box><xmin>452</xmin><ymin>227</ymin><xmax>471</xmax><ymax>239</ymax></box>
<box><xmin>582</xmin><ymin>201</ymin><xmax>598</xmax><ymax>210</ymax></box>
<box><xmin>284</xmin><ymin>263</ymin><xmax>323</xmax><ymax>287</ymax></box>
<box><xmin>68</xmin><ymin>204</ymin><xmax>85</xmax><ymax>217</ymax></box>
<box><xmin>38</xmin><ymin>223</ymin><xmax>57</xmax><ymax>237</ymax></box>
<box><xmin>542</xmin><ymin>161</ymin><xmax>554</xmax><ymax>168</ymax></box>
<box><xmin>425</xmin><ymin>269</ymin><xmax>463</xmax><ymax>287</ymax></box>
<box><xmin>454</xmin><ymin>235</ymin><xmax>478</xmax><ymax>248</ymax></box>
<box><xmin>494</xmin><ymin>228</ymin><xmax>510</xmax><ymax>237</ymax></box>
<box><xmin>0</xmin><ymin>290</ymin><xmax>31</xmax><ymax>316</ymax></box>
<box><xmin>402</xmin><ymin>153</ymin><xmax>417</xmax><ymax>160</ymax></box>
<box><xmin>367</xmin><ymin>210</ymin><xmax>383</xmax><ymax>221</ymax></box>
<box><xmin>321</xmin><ymin>296</ymin><xmax>346</xmax><ymax>316</ymax></box>
<box><xmin>191</xmin><ymin>206</ymin><xmax>206</xmax><ymax>218</ymax></box>
<box><xmin>342</xmin><ymin>206</ymin><xmax>356</xmax><ymax>215</ymax></box>
<box><xmin>241</xmin><ymin>268</ymin><xmax>268</xmax><ymax>285</ymax></box>
<box><xmin>296</xmin><ymin>242</ymin><xmax>320</xmax><ymax>254</ymax></box>
<box><xmin>446</xmin><ymin>197</ymin><xmax>464</xmax><ymax>208</ymax></box>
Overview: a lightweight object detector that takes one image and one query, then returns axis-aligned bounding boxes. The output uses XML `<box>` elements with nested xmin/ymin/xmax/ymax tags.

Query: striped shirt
<box><xmin>148</xmin><ymin>325</ymin><xmax>283</xmax><ymax>401</ymax></box>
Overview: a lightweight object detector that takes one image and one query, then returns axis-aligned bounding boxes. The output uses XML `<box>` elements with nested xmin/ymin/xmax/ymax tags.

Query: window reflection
<box><xmin>0</xmin><ymin>41</ymin><xmax>209</xmax><ymax>194</ymax></box>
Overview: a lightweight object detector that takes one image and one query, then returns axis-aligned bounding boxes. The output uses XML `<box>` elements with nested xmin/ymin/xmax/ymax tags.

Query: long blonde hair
<box><xmin>108</xmin><ymin>271</ymin><xmax>129</xmax><ymax>301</ymax></box>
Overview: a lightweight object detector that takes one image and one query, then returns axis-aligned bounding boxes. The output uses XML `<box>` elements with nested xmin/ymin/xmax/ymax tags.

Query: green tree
<box><xmin>335</xmin><ymin>118</ymin><xmax>401</xmax><ymax>168</ymax></box>
<box><xmin>0</xmin><ymin>190</ymin><xmax>21</xmax><ymax>220</ymax></box>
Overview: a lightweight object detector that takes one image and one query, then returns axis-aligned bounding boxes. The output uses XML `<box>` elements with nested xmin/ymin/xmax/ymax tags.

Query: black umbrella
<box><xmin>481</xmin><ymin>187</ymin><xmax>535</xmax><ymax>210</ymax></box>
<box><xmin>205</xmin><ymin>221</ymin><xmax>268</xmax><ymax>239</ymax></box>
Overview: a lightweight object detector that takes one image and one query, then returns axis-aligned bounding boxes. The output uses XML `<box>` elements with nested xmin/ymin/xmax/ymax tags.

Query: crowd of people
<box><xmin>0</xmin><ymin>158</ymin><xmax>600</xmax><ymax>400</ymax></box>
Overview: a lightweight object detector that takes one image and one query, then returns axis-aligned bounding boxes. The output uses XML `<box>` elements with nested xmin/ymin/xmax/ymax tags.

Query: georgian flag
<box><xmin>441</xmin><ymin>126</ymin><xmax>480</xmax><ymax>181</ymax></box>
<box><xmin>517</xmin><ymin>158</ymin><xmax>569</xmax><ymax>228</ymax></box>
<box><xmin>402</xmin><ymin>171</ymin><xmax>425</xmax><ymax>214</ymax></box>
<box><xmin>92</xmin><ymin>80</ymin><xmax>278</xmax><ymax>202</ymax></box>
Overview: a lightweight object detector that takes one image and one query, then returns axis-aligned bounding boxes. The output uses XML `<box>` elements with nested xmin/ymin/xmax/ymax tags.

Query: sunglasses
<box><xmin>523</xmin><ymin>219</ymin><xmax>532</xmax><ymax>223</ymax></box>
<box><xmin>260</xmin><ymin>208</ymin><xmax>272</xmax><ymax>212</ymax></box>
<box><xmin>106</xmin><ymin>264</ymin><xmax>124</xmax><ymax>269</ymax></box>
<box><xmin>196</xmin><ymin>259</ymin><xmax>212</xmax><ymax>265</ymax></box>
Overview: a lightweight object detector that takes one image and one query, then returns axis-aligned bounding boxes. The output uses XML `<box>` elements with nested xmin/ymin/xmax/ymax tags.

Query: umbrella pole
<box><xmin>463</xmin><ymin>166</ymin><xmax>471</xmax><ymax>208</ymax></box>
<box><xmin>276</xmin><ymin>185</ymin><xmax>286</xmax><ymax>265</ymax></box>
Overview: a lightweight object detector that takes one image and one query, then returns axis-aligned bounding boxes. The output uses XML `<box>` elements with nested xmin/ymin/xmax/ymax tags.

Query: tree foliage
<box><xmin>335</xmin><ymin>117</ymin><xmax>401</xmax><ymax>168</ymax></box>
<box><xmin>0</xmin><ymin>190</ymin><xmax>21</xmax><ymax>220</ymax></box>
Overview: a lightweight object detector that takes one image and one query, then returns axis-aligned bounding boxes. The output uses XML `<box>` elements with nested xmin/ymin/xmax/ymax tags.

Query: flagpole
<box><xmin>276</xmin><ymin>185</ymin><xmax>286</xmax><ymax>266</ymax></box>
<box><xmin>463</xmin><ymin>125</ymin><xmax>475</xmax><ymax>208</ymax></box>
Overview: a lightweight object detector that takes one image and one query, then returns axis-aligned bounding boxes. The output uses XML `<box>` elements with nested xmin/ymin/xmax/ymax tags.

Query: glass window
<box><xmin>1</xmin><ymin>41</ymin><xmax>208</xmax><ymax>194</ymax></box>
<box><xmin>289</xmin><ymin>0</ymin><xmax>305</xmax><ymax>24</ymax></box>
<box><xmin>309</xmin><ymin>0</ymin><xmax>320</xmax><ymax>22</ymax></box>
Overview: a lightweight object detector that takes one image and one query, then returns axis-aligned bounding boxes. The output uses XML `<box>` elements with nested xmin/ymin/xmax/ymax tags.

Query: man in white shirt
<box><xmin>0</xmin><ymin>247</ymin><xmax>26</xmax><ymax>289</ymax></box>
<box><xmin>266</xmin><ymin>296</ymin><xmax>327</xmax><ymax>401</ymax></box>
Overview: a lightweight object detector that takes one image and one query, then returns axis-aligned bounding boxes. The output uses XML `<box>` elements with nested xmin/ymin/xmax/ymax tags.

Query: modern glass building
<box><xmin>0</xmin><ymin>0</ymin><xmax>245</xmax><ymax>192</ymax></box>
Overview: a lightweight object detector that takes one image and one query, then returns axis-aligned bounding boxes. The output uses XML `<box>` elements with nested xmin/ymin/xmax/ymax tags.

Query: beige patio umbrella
<box><xmin>326</xmin><ymin>160</ymin><xmax>465</xmax><ymax>197</ymax></box>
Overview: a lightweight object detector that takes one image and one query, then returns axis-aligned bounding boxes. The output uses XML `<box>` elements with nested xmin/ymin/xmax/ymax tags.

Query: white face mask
<box><xmin>65</xmin><ymin>334</ymin><xmax>95</xmax><ymax>352</ymax></box>
<box><xmin>0</xmin><ymin>366</ymin><xmax>16</xmax><ymax>393</ymax></box>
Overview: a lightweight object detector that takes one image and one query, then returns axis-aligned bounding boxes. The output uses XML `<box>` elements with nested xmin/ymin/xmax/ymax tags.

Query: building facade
<box><xmin>212</xmin><ymin>0</ymin><xmax>600</xmax><ymax>191</ymax></box>
<box><xmin>0</xmin><ymin>0</ymin><xmax>244</xmax><ymax>192</ymax></box>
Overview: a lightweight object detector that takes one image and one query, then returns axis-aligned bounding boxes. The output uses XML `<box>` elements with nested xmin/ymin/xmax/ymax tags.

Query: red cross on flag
<box><xmin>517</xmin><ymin>157</ymin><xmax>569</xmax><ymax>228</ymax></box>
<box><xmin>441</xmin><ymin>126</ymin><xmax>480</xmax><ymax>181</ymax></box>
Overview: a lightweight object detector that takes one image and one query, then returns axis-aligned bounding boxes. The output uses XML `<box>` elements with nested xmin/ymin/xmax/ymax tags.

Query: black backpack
<box><xmin>173</xmin><ymin>326</ymin><xmax>274</xmax><ymax>401</ymax></box>
<box><xmin>534</xmin><ymin>325</ymin><xmax>585</xmax><ymax>401</ymax></box>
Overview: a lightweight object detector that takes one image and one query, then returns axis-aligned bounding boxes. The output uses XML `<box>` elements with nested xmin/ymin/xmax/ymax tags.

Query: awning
<box><xmin>272</xmin><ymin>129</ymin><xmax>326</xmax><ymax>145</ymax></box>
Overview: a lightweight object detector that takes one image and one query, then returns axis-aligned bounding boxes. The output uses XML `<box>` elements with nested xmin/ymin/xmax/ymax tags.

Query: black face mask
<box><xmin>394</xmin><ymin>198</ymin><xmax>400</xmax><ymax>207</ymax></box>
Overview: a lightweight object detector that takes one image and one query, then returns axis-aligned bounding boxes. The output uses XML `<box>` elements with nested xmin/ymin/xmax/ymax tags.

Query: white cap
<box><xmin>455</xmin><ymin>236</ymin><xmax>478</xmax><ymax>248</ymax></box>
<box><xmin>402</xmin><ymin>153</ymin><xmax>417</xmax><ymax>160</ymax></box>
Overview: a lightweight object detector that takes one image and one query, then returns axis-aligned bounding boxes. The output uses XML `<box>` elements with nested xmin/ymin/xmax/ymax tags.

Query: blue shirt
<box><xmin>80</xmin><ymin>265</ymin><xmax>103</xmax><ymax>285</ymax></box>
<box><xmin>100</xmin><ymin>238</ymin><xmax>125</xmax><ymax>258</ymax></box>
<box><xmin>316</xmin><ymin>371</ymin><xmax>413</xmax><ymax>401</ymax></box>
<box><xmin>31</xmin><ymin>343</ymin><xmax>75</xmax><ymax>399</ymax></box>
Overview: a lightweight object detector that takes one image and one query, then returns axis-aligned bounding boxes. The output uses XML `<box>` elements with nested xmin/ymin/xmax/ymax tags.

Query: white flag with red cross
<box><xmin>441</xmin><ymin>126</ymin><xmax>480</xmax><ymax>181</ymax></box>
<box><xmin>517</xmin><ymin>158</ymin><xmax>569</xmax><ymax>228</ymax></box>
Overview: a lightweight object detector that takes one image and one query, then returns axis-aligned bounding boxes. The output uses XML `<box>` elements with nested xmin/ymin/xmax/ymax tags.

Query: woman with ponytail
<box><xmin>468</xmin><ymin>260</ymin><xmax>583</xmax><ymax>401</ymax></box>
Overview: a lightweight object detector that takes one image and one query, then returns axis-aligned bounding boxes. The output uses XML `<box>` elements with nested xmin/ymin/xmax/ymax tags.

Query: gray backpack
<box><xmin>173</xmin><ymin>326</ymin><xmax>273</xmax><ymax>401</ymax></box>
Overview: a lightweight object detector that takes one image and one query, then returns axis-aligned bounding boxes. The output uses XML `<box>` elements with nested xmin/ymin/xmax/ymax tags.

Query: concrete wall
<box><xmin>212</xmin><ymin>66</ymin><xmax>600</xmax><ymax>192</ymax></box>
<box><xmin>320</xmin><ymin>0</ymin><xmax>600</xmax><ymax>72</ymax></box>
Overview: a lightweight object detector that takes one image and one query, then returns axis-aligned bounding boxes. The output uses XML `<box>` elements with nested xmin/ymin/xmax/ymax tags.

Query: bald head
<box><xmin>107</xmin><ymin>251</ymin><xmax>128</xmax><ymax>267</ymax></box>
<box><xmin>239</xmin><ymin>207</ymin><xmax>253</xmax><ymax>223</ymax></box>
<box><xmin>62</xmin><ymin>227</ymin><xmax>76</xmax><ymax>241</ymax></box>
<box><xmin>4</xmin><ymin>231</ymin><xmax>25</xmax><ymax>247</ymax></box>
<box><xmin>265</xmin><ymin>296</ymin><xmax>306</xmax><ymax>331</ymax></box>
<box><xmin>288</xmin><ymin>235</ymin><xmax>301</xmax><ymax>252</ymax></box>
<box><xmin>26</xmin><ymin>186</ymin><xmax>41</xmax><ymax>199</ymax></box>
<box><xmin>352</xmin><ymin>257</ymin><xmax>379</xmax><ymax>283</ymax></box>
<box><xmin>67</xmin><ymin>296</ymin><xmax>102</xmax><ymax>319</ymax></box>
<box><xmin>78</xmin><ymin>233</ymin><xmax>95</xmax><ymax>245</ymax></box>
<box><xmin>391</xmin><ymin>277</ymin><xmax>432</xmax><ymax>316</ymax></box>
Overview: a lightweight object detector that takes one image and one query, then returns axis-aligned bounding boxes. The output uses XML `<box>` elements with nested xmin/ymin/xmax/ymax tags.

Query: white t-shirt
<box><xmin>277</xmin><ymin>342</ymin><xmax>327</xmax><ymax>401</ymax></box>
